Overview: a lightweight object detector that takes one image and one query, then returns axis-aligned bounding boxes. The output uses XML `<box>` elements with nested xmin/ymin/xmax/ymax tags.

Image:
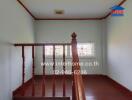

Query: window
<box><xmin>45</xmin><ymin>46</ymin><xmax>53</xmax><ymax>56</ymax></box>
<box><xmin>77</xmin><ymin>43</ymin><xmax>95</xmax><ymax>57</ymax></box>
<box><xmin>55</xmin><ymin>46</ymin><xmax>63</xmax><ymax>56</ymax></box>
<box><xmin>45</xmin><ymin>45</ymin><xmax>67</xmax><ymax>56</ymax></box>
<box><xmin>45</xmin><ymin>43</ymin><xmax>95</xmax><ymax>57</ymax></box>
<box><xmin>70</xmin><ymin>43</ymin><xmax>95</xmax><ymax>57</ymax></box>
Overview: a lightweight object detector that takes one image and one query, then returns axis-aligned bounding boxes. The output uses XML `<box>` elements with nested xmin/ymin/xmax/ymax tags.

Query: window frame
<box><xmin>45</xmin><ymin>45</ymin><xmax>68</xmax><ymax>58</ymax></box>
<box><xmin>70</xmin><ymin>42</ymin><xmax>95</xmax><ymax>58</ymax></box>
<box><xmin>44</xmin><ymin>43</ymin><xmax>95</xmax><ymax>59</ymax></box>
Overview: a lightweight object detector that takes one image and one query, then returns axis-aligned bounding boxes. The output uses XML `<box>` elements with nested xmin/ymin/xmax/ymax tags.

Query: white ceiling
<box><xmin>20</xmin><ymin>0</ymin><xmax>123</xmax><ymax>19</ymax></box>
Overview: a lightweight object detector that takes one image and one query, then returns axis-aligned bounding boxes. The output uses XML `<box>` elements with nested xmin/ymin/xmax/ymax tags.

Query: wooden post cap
<box><xmin>71</xmin><ymin>32</ymin><xmax>77</xmax><ymax>39</ymax></box>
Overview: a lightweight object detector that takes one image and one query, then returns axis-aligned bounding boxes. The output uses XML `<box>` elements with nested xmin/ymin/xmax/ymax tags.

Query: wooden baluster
<box><xmin>32</xmin><ymin>46</ymin><xmax>35</xmax><ymax>96</ymax></box>
<box><xmin>52</xmin><ymin>45</ymin><xmax>56</xmax><ymax>97</ymax></box>
<box><xmin>63</xmin><ymin>45</ymin><xmax>66</xmax><ymax>97</ymax></box>
<box><xmin>72</xmin><ymin>61</ymin><xmax>75</xmax><ymax>100</ymax></box>
<box><xmin>21</xmin><ymin>46</ymin><xmax>25</xmax><ymax>96</ymax></box>
<box><xmin>72</xmin><ymin>68</ymin><xmax>76</xmax><ymax>100</ymax></box>
<box><xmin>22</xmin><ymin>46</ymin><xmax>25</xmax><ymax>85</ymax></box>
<box><xmin>42</xmin><ymin>46</ymin><xmax>45</xmax><ymax>96</ymax></box>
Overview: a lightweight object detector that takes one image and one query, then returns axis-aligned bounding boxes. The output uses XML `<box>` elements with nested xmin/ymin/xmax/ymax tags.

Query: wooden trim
<box><xmin>17</xmin><ymin>0</ymin><xmax>36</xmax><ymax>19</ymax></box>
<box><xmin>14</xmin><ymin>43</ymin><xmax>71</xmax><ymax>46</ymax></box>
<box><xmin>106</xmin><ymin>76</ymin><xmax>132</xmax><ymax>96</ymax></box>
<box><xmin>102</xmin><ymin>0</ymin><xmax>127</xmax><ymax>19</ymax></box>
<box><xmin>13</xmin><ymin>78</ymin><xmax>33</xmax><ymax>96</ymax></box>
<box><xmin>36</xmin><ymin>18</ymin><xmax>104</xmax><ymax>20</ymax></box>
<box><xmin>119</xmin><ymin>0</ymin><xmax>127</xmax><ymax>6</ymax></box>
<box><xmin>16</xmin><ymin>0</ymin><xmax>127</xmax><ymax>20</ymax></box>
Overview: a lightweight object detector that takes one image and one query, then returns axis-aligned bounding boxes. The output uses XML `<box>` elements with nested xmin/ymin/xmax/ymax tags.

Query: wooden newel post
<box><xmin>71</xmin><ymin>32</ymin><xmax>78</xmax><ymax>100</ymax></box>
<box><xmin>71</xmin><ymin>32</ymin><xmax>77</xmax><ymax>49</ymax></box>
<box><xmin>71</xmin><ymin>32</ymin><xmax>79</xmax><ymax>71</ymax></box>
<box><xmin>71</xmin><ymin>32</ymin><xmax>86</xmax><ymax>100</ymax></box>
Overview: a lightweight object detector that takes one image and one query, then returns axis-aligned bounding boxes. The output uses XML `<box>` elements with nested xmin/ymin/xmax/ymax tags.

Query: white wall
<box><xmin>35</xmin><ymin>20</ymin><xmax>106</xmax><ymax>75</ymax></box>
<box><xmin>106</xmin><ymin>0</ymin><xmax>132</xmax><ymax>91</ymax></box>
<box><xmin>0</xmin><ymin>0</ymin><xmax>34</xmax><ymax>100</ymax></box>
<box><xmin>2</xmin><ymin>1</ymin><xmax>131</xmax><ymax>100</ymax></box>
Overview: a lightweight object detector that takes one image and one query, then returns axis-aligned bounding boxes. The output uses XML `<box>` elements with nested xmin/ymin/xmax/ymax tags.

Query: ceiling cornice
<box><xmin>17</xmin><ymin>0</ymin><xmax>37</xmax><ymax>19</ymax></box>
<box><xmin>35</xmin><ymin>18</ymin><xmax>104</xmax><ymax>20</ymax></box>
<box><xmin>102</xmin><ymin>0</ymin><xmax>127</xmax><ymax>19</ymax></box>
<box><xmin>17</xmin><ymin>0</ymin><xmax>127</xmax><ymax>20</ymax></box>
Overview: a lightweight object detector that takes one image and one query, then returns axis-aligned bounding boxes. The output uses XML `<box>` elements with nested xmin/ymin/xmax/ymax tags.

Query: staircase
<box><xmin>13</xmin><ymin>33</ymin><xmax>86</xmax><ymax>100</ymax></box>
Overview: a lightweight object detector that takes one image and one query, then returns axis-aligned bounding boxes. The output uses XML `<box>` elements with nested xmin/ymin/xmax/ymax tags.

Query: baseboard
<box><xmin>13</xmin><ymin>78</ymin><xmax>32</xmax><ymax>96</ymax></box>
<box><xmin>35</xmin><ymin>74</ymin><xmax>107</xmax><ymax>77</ymax></box>
<box><xmin>106</xmin><ymin>76</ymin><xmax>132</xmax><ymax>96</ymax></box>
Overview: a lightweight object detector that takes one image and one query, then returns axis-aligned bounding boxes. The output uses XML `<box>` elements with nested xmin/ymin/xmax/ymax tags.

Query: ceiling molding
<box><xmin>17</xmin><ymin>0</ymin><xmax>37</xmax><ymax>19</ymax></box>
<box><xmin>17</xmin><ymin>0</ymin><xmax>127</xmax><ymax>20</ymax></box>
<box><xmin>102</xmin><ymin>0</ymin><xmax>127</xmax><ymax>19</ymax></box>
<box><xmin>36</xmin><ymin>18</ymin><xmax>104</xmax><ymax>20</ymax></box>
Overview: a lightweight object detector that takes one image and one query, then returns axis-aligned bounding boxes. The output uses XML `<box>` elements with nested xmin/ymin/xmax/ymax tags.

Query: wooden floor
<box><xmin>14</xmin><ymin>75</ymin><xmax>132</xmax><ymax>100</ymax></box>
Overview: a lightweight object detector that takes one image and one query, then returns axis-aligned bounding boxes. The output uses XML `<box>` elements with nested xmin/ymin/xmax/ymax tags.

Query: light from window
<box><xmin>45</xmin><ymin>46</ymin><xmax>53</xmax><ymax>56</ymax></box>
<box><xmin>77</xmin><ymin>43</ymin><xmax>95</xmax><ymax>57</ymax></box>
<box><xmin>70</xmin><ymin>43</ymin><xmax>95</xmax><ymax>57</ymax></box>
<box><xmin>45</xmin><ymin>45</ymin><xmax>67</xmax><ymax>56</ymax></box>
<box><xmin>55</xmin><ymin>46</ymin><xmax>63</xmax><ymax>56</ymax></box>
<box><xmin>45</xmin><ymin>43</ymin><xmax>95</xmax><ymax>57</ymax></box>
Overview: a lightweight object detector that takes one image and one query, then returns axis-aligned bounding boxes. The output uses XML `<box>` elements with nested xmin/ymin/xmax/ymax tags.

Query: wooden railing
<box><xmin>14</xmin><ymin>33</ymin><xmax>86</xmax><ymax>100</ymax></box>
<box><xmin>71</xmin><ymin>33</ymin><xmax>86</xmax><ymax>100</ymax></box>
<box><xmin>14</xmin><ymin>43</ymin><xmax>70</xmax><ymax>97</ymax></box>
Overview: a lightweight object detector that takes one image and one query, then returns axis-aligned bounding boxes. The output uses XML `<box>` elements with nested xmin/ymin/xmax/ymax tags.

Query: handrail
<box><xmin>14</xmin><ymin>33</ymin><xmax>86</xmax><ymax>99</ymax></box>
<box><xmin>14</xmin><ymin>43</ymin><xmax>71</xmax><ymax>46</ymax></box>
<box><xmin>71</xmin><ymin>32</ymin><xmax>86</xmax><ymax>100</ymax></box>
<box><xmin>14</xmin><ymin>42</ymin><xmax>71</xmax><ymax>97</ymax></box>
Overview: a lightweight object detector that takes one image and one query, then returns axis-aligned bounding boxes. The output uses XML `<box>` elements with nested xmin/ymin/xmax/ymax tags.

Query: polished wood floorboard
<box><xmin>83</xmin><ymin>76</ymin><xmax>132</xmax><ymax>100</ymax></box>
<box><xmin>14</xmin><ymin>75</ymin><xmax>132</xmax><ymax>100</ymax></box>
